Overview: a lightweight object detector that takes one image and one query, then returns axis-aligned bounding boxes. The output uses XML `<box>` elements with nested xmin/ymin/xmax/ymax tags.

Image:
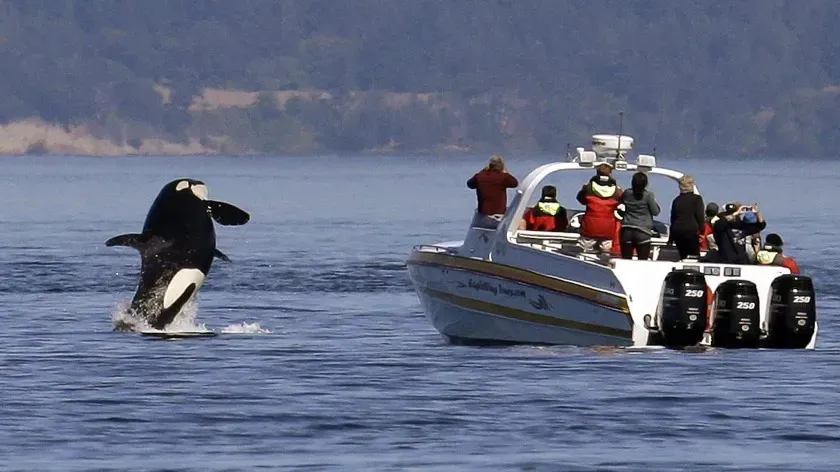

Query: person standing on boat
<box><xmin>668</xmin><ymin>175</ymin><xmax>705</xmax><ymax>259</ymax></box>
<box><xmin>755</xmin><ymin>233</ymin><xmax>800</xmax><ymax>274</ymax></box>
<box><xmin>522</xmin><ymin>185</ymin><xmax>569</xmax><ymax>231</ymax></box>
<box><xmin>711</xmin><ymin>202</ymin><xmax>767</xmax><ymax>264</ymax></box>
<box><xmin>576</xmin><ymin>163</ymin><xmax>622</xmax><ymax>253</ymax></box>
<box><xmin>700</xmin><ymin>202</ymin><xmax>720</xmax><ymax>253</ymax></box>
<box><xmin>617</xmin><ymin>171</ymin><xmax>660</xmax><ymax>259</ymax></box>
<box><xmin>467</xmin><ymin>155</ymin><xmax>519</xmax><ymax>229</ymax></box>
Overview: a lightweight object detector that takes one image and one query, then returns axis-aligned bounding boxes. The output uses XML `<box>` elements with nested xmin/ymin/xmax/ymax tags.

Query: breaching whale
<box><xmin>107</xmin><ymin>178</ymin><xmax>250</xmax><ymax>330</ymax></box>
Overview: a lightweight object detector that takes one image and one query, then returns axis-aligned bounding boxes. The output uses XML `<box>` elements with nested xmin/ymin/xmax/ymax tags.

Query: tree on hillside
<box><xmin>0</xmin><ymin>0</ymin><xmax>837</xmax><ymax>156</ymax></box>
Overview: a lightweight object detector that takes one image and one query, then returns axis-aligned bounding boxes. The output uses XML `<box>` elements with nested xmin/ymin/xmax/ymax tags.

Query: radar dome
<box><xmin>591</xmin><ymin>134</ymin><xmax>634</xmax><ymax>158</ymax></box>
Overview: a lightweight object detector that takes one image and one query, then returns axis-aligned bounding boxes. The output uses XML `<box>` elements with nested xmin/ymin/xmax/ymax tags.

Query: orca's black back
<box><xmin>140</xmin><ymin>184</ymin><xmax>217</xmax><ymax>273</ymax></box>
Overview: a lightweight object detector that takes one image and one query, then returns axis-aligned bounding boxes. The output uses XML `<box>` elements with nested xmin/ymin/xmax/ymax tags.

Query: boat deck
<box><xmin>513</xmin><ymin>229</ymin><xmax>682</xmax><ymax>266</ymax></box>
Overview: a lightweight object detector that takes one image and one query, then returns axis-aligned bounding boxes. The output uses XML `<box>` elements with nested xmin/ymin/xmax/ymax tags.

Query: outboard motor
<box><xmin>764</xmin><ymin>274</ymin><xmax>816</xmax><ymax>349</ymax></box>
<box><xmin>712</xmin><ymin>280</ymin><xmax>761</xmax><ymax>348</ymax></box>
<box><xmin>656</xmin><ymin>269</ymin><xmax>708</xmax><ymax>348</ymax></box>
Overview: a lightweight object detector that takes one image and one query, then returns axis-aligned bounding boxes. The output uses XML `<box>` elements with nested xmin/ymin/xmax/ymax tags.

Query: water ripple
<box><xmin>2</xmin><ymin>156</ymin><xmax>840</xmax><ymax>471</ymax></box>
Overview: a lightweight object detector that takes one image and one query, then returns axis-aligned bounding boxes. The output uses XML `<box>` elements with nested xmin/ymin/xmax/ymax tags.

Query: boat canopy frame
<box><xmin>497</xmin><ymin>154</ymin><xmax>700</xmax><ymax>241</ymax></box>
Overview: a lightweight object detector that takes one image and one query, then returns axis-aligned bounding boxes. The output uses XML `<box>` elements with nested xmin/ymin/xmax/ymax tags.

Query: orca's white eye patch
<box><xmin>191</xmin><ymin>184</ymin><xmax>208</xmax><ymax>200</ymax></box>
<box><xmin>176</xmin><ymin>180</ymin><xmax>190</xmax><ymax>191</ymax></box>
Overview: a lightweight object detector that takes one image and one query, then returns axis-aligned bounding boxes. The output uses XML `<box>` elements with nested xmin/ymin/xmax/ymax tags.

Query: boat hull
<box><xmin>406</xmin><ymin>254</ymin><xmax>634</xmax><ymax>347</ymax></box>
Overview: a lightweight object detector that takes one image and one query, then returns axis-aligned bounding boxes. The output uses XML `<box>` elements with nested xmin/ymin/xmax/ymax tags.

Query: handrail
<box><xmin>412</xmin><ymin>244</ymin><xmax>456</xmax><ymax>254</ymax></box>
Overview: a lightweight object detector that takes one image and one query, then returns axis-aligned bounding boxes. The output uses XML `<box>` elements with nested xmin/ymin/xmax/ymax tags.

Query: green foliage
<box><xmin>0</xmin><ymin>0</ymin><xmax>838</xmax><ymax>156</ymax></box>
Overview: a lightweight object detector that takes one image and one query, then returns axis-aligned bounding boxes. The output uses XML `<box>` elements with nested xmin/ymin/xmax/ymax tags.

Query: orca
<box><xmin>107</xmin><ymin>178</ymin><xmax>250</xmax><ymax>330</ymax></box>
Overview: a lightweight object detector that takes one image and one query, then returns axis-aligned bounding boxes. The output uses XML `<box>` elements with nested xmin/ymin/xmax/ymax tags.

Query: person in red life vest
<box><xmin>756</xmin><ymin>233</ymin><xmax>800</xmax><ymax>274</ymax></box>
<box><xmin>700</xmin><ymin>202</ymin><xmax>719</xmax><ymax>252</ymax></box>
<box><xmin>575</xmin><ymin>162</ymin><xmax>622</xmax><ymax>253</ymax></box>
<box><xmin>467</xmin><ymin>154</ymin><xmax>519</xmax><ymax>229</ymax></box>
<box><xmin>522</xmin><ymin>185</ymin><xmax>568</xmax><ymax>231</ymax></box>
<box><xmin>609</xmin><ymin>216</ymin><xmax>623</xmax><ymax>258</ymax></box>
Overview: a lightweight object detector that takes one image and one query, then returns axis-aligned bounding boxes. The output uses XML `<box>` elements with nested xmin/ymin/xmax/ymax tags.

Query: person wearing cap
<box><xmin>711</xmin><ymin>202</ymin><xmax>767</xmax><ymax>264</ymax></box>
<box><xmin>467</xmin><ymin>154</ymin><xmax>519</xmax><ymax>228</ymax></box>
<box><xmin>756</xmin><ymin>233</ymin><xmax>800</xmax><ymax>274</ymax></box>
<box><xmin>668</xmin><ymin>175</ymin><xmax>705</xmax><ymax>259</ymax></box>
<box><xmin>522</xmin><ymin>185</ymin><xmax>569</xmax><ymax>231</ymax></box>
<box><xmin>576</xmin><ymin>162</ymin><xmax>622</xmax><ymax>253</ymax></box>
<box><xmin>700</xmin><ymin>202</ymin><xmax>720</xmax><ymax>252</ymax></box>
<box><xmin>617</xmin><ymin>171</ymin><xmax>660</xmax><ymax>259</ymax></box>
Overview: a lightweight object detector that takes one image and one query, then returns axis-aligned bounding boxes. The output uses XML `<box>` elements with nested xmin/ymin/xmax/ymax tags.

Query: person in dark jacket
<box><xmin>522</xmin><ymin>185</ymin><xmax>568</xmax><ymax>232</ymax></box>
<box><xmin>466</xmin><ymin>155</ymin><xmax>518</xmax><ymax>228</ymax></box>
<box><xmin>712</xmin><ymin>202</ymin><xmax>767</xmax><ymax>264</ymax></box>
<box><xmin>618</xmin><ymin>171</ymin><xmax>660</xmax><ymax>259</ymax></box>
<box><xmin>669</xmin><ymin>175</ymin><xmax>705</xmax><ymax>259</ymax></box>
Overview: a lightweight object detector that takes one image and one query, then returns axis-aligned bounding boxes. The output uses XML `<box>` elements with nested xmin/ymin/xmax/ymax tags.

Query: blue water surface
<box><xmin>0</xmin><ymin>154</ymin><xmax>838</xmax><ymax>471</ymax></box>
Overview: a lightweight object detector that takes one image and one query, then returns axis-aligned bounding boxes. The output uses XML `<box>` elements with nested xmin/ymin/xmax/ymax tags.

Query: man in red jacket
<box><xmin>467</xmin><ymin>155</ymin><xmax>519</xmax><ymax>228</ymax></box>
<box><xmin>576</xmin><ymin>163</ymin><xmax>622</xmax><ymax>253</ymax></box>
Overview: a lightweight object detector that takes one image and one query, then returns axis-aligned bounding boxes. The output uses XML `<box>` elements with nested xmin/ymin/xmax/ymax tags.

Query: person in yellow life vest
<box><xmin>523</xmin><ymin>185</ymin><xmax>569</xmax><ymax>231</ymax></box>
<box><xmin>756</xmin><ymin>233</ymin><xmax>800</xmax><ymax>274</ymax></box>
<box><xmin>575</xmin><ymin>162</ymin><xmax>622</xmax><ymax>253</ymax></box>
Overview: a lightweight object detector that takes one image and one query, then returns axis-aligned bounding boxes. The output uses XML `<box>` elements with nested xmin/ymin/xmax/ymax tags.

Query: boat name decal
<box><xmin>465</xmin><ymin>278</ymin><xmax>527</xmax><ymax>299</ymax></box>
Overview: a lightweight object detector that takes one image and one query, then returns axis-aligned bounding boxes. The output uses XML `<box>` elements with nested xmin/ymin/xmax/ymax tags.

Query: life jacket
<box><xmin>525</xmin><ymin>201</ymin><xmax>566</xmax><ymax>231</ymax></box>
<box><xmin>782</xmin><ymin>257</ymin><xmax>801</xmax><ymax>274</ymax></box>
<box><xmin>756</xmin><ymin>249</ymin><xmax>781</xmax><ymax>265</ymax></box>
<box><xmin>581</xmin><ymin>180</ymin><xmax>620</xmax><ymax>239</ymax></box>
<box><xmin>757</xmin><ymin>248</ymin><xmax>800</xmax><ymax>274</ymax></box>
<box><xmin>705</xmin><ymin>284</ymin><xmax>714</xmax><ymax>332</ymax></box>
<box><xmin>609</xmin><ymin>220</ymin><xmax>623</xmax><ymax>257</ymax></box>
<box><xmin>700</xmin><ymin>217</ymin><xmax>717</xmax><ymax>251</ymax></box>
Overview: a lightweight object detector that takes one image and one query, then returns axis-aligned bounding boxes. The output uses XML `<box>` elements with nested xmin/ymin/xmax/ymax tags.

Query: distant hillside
<box><xmin>0</xmin><ymin>0</ymin><xmax>838</xmax><ymax>157</ymax></box>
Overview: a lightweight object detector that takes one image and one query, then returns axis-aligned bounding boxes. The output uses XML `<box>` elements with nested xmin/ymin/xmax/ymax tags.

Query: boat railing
<box><xmin>412</xmin><ymin>244</ymin><xmax>457</xmax><ymax>254</ymax></box>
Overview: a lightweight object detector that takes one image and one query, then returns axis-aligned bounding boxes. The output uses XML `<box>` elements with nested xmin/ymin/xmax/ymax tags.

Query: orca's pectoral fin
<box><xmin>214</xmin><ymin>248</ymin><xmax>231</xmax><ymax>262</ymax></box>
<box><xmin>208</xmin><ymin>200</ymin><xmax>251</xmax><ymax>226</ymax></box>
<box><xmin>105</xmin><ymin>233</ymin><xmax>148</xmax><ymax>249</ymax></box>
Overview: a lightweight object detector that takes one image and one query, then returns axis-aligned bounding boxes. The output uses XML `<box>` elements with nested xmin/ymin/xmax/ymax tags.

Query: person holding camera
<box><xmin>467</xmin><ymin>155</ymin><xmax>519</xmax><ymax>228</ymax></box>
<box><xmin>710</xmin><ymin>202</ymin><xmax>767</xmax><ymax>264</ymax></box>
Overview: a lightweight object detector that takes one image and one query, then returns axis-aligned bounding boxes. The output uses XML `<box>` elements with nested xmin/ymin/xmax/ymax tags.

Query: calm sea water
<box><xmin>1</xmin><ymin>154</ymin><xmax>839</xmax><ymax>471</ymax></box>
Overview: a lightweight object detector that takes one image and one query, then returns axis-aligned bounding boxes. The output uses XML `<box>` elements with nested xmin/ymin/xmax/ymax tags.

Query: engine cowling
<box><xmin>656</xmin><ymin>269</ymin><xmax>708</xmax><ymax>348</ymax></box>
<box><xmin>764</xmin><ymin>274</ymin><xmax>816</xmax><ymax>349</ymax></box>
<box><xmin>712</xmin><ymin>279</ymin><xmax>761</xmax><ymax>348</ymax></box>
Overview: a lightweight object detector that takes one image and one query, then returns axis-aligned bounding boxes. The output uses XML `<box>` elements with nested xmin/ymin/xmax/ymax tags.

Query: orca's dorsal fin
<box><xmin>207</xmin><ymin>200</ymin><xmax>250</xmax><ymax>226</ymax></box>
<box><xmin>214</xmin><ymin>248</ymin><xmax>231</xmax><ymax>262</ymax></box>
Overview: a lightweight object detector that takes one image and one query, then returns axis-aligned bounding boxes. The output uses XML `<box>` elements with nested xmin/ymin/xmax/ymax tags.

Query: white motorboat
<box><xmin>406</xmin><ymin>133</ymin><xmax>817</xmax><ymax>349</ymax></box>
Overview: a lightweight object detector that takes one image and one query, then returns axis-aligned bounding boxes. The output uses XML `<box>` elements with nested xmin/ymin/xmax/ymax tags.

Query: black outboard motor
<box><xmin>764</xmin><ymin>274</ymin><xmax>817</xmax><ymax>349</ymax></box>
<box><xmin>712</xmin><ymin>279</ymin><xmax>761</xmax><ymax>348</ymax></box>
<box><xmin>657</xmin><ymin>269</ymin><xmax>708</xmax><ymax>348</ymax></box>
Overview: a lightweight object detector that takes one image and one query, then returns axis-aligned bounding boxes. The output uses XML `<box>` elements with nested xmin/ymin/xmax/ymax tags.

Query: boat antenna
<box><xmin>617</xmin><ymin>111</ymin><xmax>624</xmax><ymax>160</ymax></box>
<box><xmin>565</xmin><ymin>142</ymin><xmax>570</xmax><ymax>161</ymax></box>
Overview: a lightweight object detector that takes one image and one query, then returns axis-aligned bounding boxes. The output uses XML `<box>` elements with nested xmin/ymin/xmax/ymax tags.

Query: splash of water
<box><xmin>110</xmin><ymin>299</ymin><xmax>209</xmax><ymax>333</ymax></box>
<box><xmin>110</xmin><ymin>300</ymin><xmax>149</xmax><ymax>332</ymax></box>
<box><xmin>221</xmin><ymin>322</ymin><xmax>272</xmax><ymax>334</ymax></box>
